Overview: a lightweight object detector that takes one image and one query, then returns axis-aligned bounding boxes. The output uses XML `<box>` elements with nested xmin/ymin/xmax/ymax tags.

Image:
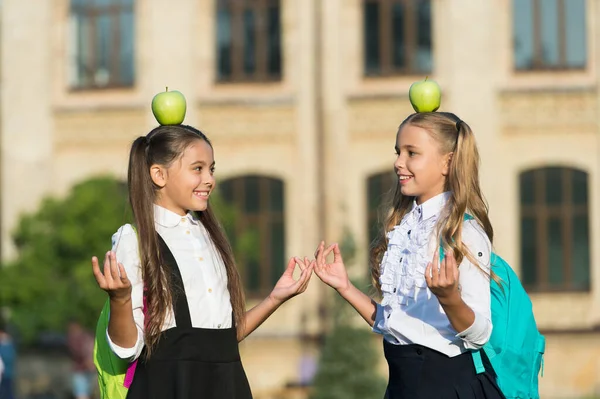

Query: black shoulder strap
<box><xmin>156</xmin><ymin>234</ymin><xmax>192</xmax><ymax>329</ymax></box>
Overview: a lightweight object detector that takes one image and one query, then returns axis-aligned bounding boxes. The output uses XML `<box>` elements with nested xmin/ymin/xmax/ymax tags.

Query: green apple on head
<box><xmin>151</xmin><ymin>87</ymin><xmax>187</xmax><ymax>126</ymax></box>
<box><xmin>409</xmin><ymin>77</ymin><xmax>441</xmax><ymax>113</ymax></box>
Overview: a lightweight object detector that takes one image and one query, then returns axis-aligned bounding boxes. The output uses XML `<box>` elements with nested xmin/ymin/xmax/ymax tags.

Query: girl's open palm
<box><xmin>270</xmin><ymin>257</ymin><xmax>315</xmax><ymax>304</ymax></box>
<box><xmin>92</xmin><ymin>251</ymin><xmax>132</xmax><ymax>302</ymax></box>
<box><xmin>314</xmin><ymin>242</ymin><xmax>350</xmax><ymax>291</ymax></box>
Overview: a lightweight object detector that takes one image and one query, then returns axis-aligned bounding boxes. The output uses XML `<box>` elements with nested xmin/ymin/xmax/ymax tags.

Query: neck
<box><xmin>154</xmin><ymin>199</ymin><xmax>187</xmax><ymax>216</ymax></box>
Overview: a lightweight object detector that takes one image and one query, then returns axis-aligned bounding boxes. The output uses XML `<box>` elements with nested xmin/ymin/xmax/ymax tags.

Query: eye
<box><xmin>408</xmin><ymin>151</ymin><xmax>416</xmax><ymax>157</ymax></box>
<box><xmin>194</xmin><ymin>166</ymin><xmax>202</xmax><ymax>172</ymax></box>
<box><xmin>210</xmin><ymin>166</ymin><xmax>216</xmax><ymax>174</ymax></box>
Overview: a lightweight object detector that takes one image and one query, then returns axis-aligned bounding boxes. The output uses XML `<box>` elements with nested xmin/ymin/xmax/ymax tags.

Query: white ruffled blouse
<box><xmin>373</xmin><ymin>192</ymin><xmax>494</xmax><ymax>357</ymax></box>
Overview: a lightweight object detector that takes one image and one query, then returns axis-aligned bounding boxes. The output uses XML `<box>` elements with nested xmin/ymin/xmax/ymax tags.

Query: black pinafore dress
<box><xmin>127</xmin><ymin>235</ymin><xmax>253</xmax><ymax>399</ymax></box>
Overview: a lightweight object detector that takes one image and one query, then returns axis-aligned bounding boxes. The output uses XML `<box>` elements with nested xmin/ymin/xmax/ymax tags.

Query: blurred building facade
<box><xmin>1</xmin><ymin>0</ymin><xmax>599</xmax><ymax>398</ymax></box>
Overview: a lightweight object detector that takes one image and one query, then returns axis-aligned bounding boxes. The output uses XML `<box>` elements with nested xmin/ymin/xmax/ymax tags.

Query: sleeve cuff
<box><xmin>106</xmin><ymin>327</ymin><xmax>144</xmax><ymax>362</ymax></box>
<box><xmin>372</xmin><ymin>303</ymin><xmax>386</xmax><ymax>335</ymax></box>
<box><xmin>455</xmin><ymin>311</ymin><xmax>492</xmax><ymax>350</ymax></box>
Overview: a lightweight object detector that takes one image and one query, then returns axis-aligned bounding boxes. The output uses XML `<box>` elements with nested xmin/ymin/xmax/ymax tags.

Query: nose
<box><xmin>205</xmin><ymin>174</ymin><xmax>215</xmax><ymax>188</ymax></box>
<box><xmin>394</xmin><ymin>153</ymin><xmax>404</xmax><ymax>172</ymax></box>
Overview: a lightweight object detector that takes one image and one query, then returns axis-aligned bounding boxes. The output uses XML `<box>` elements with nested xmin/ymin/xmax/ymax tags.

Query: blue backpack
<box><xmin>441</xmin><ymin>215</ymin><xmax>545</xmax><ymax>399</ymax></box>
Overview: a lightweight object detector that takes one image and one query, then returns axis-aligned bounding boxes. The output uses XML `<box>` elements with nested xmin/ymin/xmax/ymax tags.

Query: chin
<box><xmin>400</xmin><ymin>186</ymin><xmax>416</xmax><ymax>197</ymax></box>
<box><xmin>190</xmin><ymin>201</ymin><xmax>209</xmax><ymax>212</ymax></box>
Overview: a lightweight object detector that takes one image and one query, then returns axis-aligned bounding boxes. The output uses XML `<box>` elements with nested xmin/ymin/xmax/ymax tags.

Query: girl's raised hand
<box><xmin>92</xmin><ymin>251</ymin><xmax>132</xmax><ymax>303</ymax></box>
<box><xmin>313</xmin><ymin>242</ymin><xmax>350</xmax><ymax>292</ymax></box>
<box><xmin>269</xmin><ymin>257</ymin><xmax>315</xmax><ymax>305</ymax></box>
<box><xmin>425</xmin><ymin>249</ymin><xmax>461</xmax><ymax>305</ymax></box>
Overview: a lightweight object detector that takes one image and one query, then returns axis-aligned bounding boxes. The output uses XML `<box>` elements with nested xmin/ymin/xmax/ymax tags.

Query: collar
<box><xmin>411</xmin><ymin>191</ymin><xmax>451</xmax><ymax>221</ymax></box>
<box><xmin>154</xmin><ymin>204</ymin><xmax>198</xmax><ymax>228</ymax></box>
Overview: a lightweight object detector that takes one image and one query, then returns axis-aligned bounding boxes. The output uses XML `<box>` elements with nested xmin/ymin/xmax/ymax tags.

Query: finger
<box><xmin>439</xmin><ymin>251</ymin><xmax>447</xmax><ymax>283</ymax></box>
<box><xmin>317</xmin><ymin>242</ymin><xmax>329</xmax><ymax>267</ymax></box>
<box><xmin>447</xmin><ymin>250</ymin><xmax>459</xmax><ymax>281</ymax></box>
<box><xmin>109</xmin><ymin>252</ymin><xmax>120</xmax><ymax>281</ymax></box>
<box><xmin>92</xmin><ymin>256</ymin><xmax>106</xmax><ymax>287</ymax></box>
<box><xmin>314</xmin><ymin>241</ymin><xmax>324</xmax><ymax>259</ymax></box>
<box><xmin>118</xmin><ymin>263</ymin><xmax>129</xmax><ymax>284</ymax></box>
<box><xmin>432</xmin><ymin>248</ymin><xmax>440</xmax><ymax>269</ymax></box>
<box><xmin>425</xmin><ymin>262</ymin><xmax>432</xmax><ymax>287</ymax></box>
<box><xmin>430</xmin><ymin>260</ymin><xmax>438</xmax><ymax>286</ymax></box>
<box><xmin>298</xmin><ymin>263</ymin><xmax>315</xmax><ymax>291</ymax></box>
<box><xmin>284</xmin><ymin>257</ymin><xmax>296</xmax><ymax>277</ymax></box>
<box><xmin>294</xmin><ymin>257</ymin><xmax>306</xmax><ymax>272</ymax></box>
<box><xmin>103</xmin><ymin>252</ymin><xmax>113</xmax><ymax>283</ymax></box>
<box><xmin>333</xmin><ymin>243</ymin><xmax>343</xmax><ymax>263</ymax></box>
<box><xmin>322</xmin><ymin>244</ymin><xmax>335</xmax><ymax>261</ymax></box>
<box><xmin>296</xmin><ymin>267</ymin><xmax>311</xmax><ymax>290</ymax></box>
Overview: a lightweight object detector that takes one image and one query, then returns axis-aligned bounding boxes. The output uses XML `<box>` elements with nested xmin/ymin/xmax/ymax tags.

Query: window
<box><xmin>366</xmin><ymin>172</ymin><xmax>397</xmax><ymax>246</ymax></box>
<box><xmin>364</xmin><ymin>0</ymin><xmax>432</xmax><ymax>76</ymax></box>
<box><xmin>69</xmin><ymin>0</ymin><xmax>135</xmax><ymax>89</ymax></box>
<box><xmin>513</xmin><ymin>0</ymin><xmax>587</xmax><ymax>70</ymax></box>
<box><xmin>216</xmin><ymin>0</ymin><xmax>282</xmax><ymax>82</ymax></box>
<box><xmin>219</xmin><ymin>176</ymin><xmax>285</xmax><ymax>296</ymax></box>
<box><xmin>520</xmin><ymin>167</ymin><xmax>590</xmax><ymax>292</ymax></box>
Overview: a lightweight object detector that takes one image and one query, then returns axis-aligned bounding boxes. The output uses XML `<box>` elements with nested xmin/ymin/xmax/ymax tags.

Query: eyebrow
<box><xmin>190</xmin><ymin>160</ymin><xmax>216</xmax><ymax>167</ymax></box>
<box><xmin>395</xmin><ymin>144</ymin><xmax>419</xmax><ymax>151</ymax></box>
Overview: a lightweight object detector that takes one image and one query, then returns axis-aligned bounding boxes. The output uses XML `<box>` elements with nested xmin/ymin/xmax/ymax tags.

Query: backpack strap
<box><xmin>123</xmin><ymin>225</ymin><xmax>147</xmax><ymax>389</ymax></box>
<box><xmin>472</xmin><ymin>350</ymin><xmax>485</xmax><ymax>374</ymax></box>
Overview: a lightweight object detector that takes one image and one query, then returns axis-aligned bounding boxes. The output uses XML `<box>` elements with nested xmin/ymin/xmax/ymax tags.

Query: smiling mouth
<box><xmin>194</xmin><ymin>190</ymin><xmax>210</xmax><ymax>199</ymax></box>
<box><xmin>399</xmin><ymin>175</ymin><xmax>413</xmax><ymax>184</ymax></box>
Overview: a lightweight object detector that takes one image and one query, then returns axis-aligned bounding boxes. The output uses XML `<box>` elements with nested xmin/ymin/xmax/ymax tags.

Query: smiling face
<box><xmin>153</xmin><ymin>138</ymin><xmax>215</xmax><ymax>215</ymax></box>
<box><xmin>394</xmin><ymin>123</ymin><xmax>452</xmax><ymax>205</ymax></box>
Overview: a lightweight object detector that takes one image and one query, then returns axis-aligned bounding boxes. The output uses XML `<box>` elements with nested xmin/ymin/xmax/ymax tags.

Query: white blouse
<box><xmin>106</xmin><ymin>205</ymin><xmax>232</xmax><ymax>361</ymax></box>
<box><xmin>373</xmin><ymin>192</ymin><xmax>493</xmax><ymax>357</ymax></box>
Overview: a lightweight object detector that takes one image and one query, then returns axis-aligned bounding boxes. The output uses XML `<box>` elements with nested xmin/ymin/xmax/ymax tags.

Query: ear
<box><xmin>442</xmin><ymin>152</ymin><xmax>453</xmax><ymax>176</ymax></box>
<box><xmin>150</xmin><ymin>164</ymin><xmax>168</xmax><ymax>188</ymax></box>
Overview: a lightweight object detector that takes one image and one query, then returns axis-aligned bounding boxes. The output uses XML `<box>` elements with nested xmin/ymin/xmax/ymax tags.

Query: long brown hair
<box><xmin>369</xmin><ymin>112</ymin><xmax>494</xmax><ymax>293</ymax></box>
<box><xmin>127</xmin><ymin>124</ymin><xmax>245</xmax><ymax>357</ymax></box>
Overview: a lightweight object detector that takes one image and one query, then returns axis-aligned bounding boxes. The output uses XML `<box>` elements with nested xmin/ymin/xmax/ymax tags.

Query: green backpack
<box><xmin>93</xmin><ymin>298</ymin><xmax>130</xmax><ymax>399</ymax></box>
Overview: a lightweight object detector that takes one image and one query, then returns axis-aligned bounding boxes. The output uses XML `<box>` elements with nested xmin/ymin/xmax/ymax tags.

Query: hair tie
<box><xmin>455</xmin><ymin>120</ymin><xmax>463</xmax><ymax>132</ymax></box>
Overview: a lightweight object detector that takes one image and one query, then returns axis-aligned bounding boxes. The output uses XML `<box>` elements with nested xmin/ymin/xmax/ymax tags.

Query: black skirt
<box><xmin>126</xmin><ymin>234</ymin><xmax>252</xmax><ymax>399</ymax></box>
<box><xmin>383</xmin><ymin>341</ymin><xmax>505</xmax><ymax>399</ymax></box>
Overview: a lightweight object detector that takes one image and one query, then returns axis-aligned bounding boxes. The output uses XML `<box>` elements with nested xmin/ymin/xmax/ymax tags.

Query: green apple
<box><xmin>409</xmin><ymin>77</ymin><xmax>441</xmax><ymax>113</ymax></box>
<box><xmin>151</xmin><ymin>87</ymin><xmax>187</xmax><ymax>125</ymax></box>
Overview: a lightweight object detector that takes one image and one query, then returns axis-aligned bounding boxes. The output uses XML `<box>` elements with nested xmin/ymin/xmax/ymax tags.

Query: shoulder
<box><xmin>111</xmin><ymin>224</ymin><xmax>140</xmax><ymax>253</ymax></box>
<box><xmin>112</xmin><ymin>224</ymin><xmax>138</xmax><ymax>244</ymax></box>
<box><xmin>461</xmin><ymin>218</ymin><xmax>492</xmax><ymax>268</ymax></box>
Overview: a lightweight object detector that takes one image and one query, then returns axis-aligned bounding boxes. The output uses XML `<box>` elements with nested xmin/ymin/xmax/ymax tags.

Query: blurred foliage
<box><xmin>0</xmin><ymin>176</ymin><xmax>254</xmax><ymax>344</ymax></box>
<box><xmin>0</xmin><ymin>176</ymin><xmax>131</xmax><ymax>343</ymax></box>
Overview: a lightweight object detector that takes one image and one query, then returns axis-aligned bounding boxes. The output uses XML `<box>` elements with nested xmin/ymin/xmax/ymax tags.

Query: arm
<box><xmin>92</xmin><ymin>225</ymin><xmax>145</xmax><ymax>360</ymax></box>
<box><xmin>238</xmin><ymin>257</ymin><xmax>314</xmax><ymax>341</ymax></box>
<box><xmin>314</xmin><ymin>242</ymin><xmax>378</xmax><ymax>327</ymax></box>
<box><xmin>425</xmin><ymin>225</ymin><xmax>492</xmax><ymax>348</ymax></box>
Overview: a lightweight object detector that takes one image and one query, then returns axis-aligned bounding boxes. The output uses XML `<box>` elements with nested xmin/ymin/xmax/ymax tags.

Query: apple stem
<box><xmin>166</xmin><ymin>86</ymin><xmax>169</xmax><ymax>92</ymax></box>
<box><xmin>425</xmin><ymin>76</ymin><xmax>429</xmax><ymax>81</ymax></box>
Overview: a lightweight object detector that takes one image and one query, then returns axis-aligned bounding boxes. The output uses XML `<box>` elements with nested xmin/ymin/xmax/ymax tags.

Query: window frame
<box><xmin>215</xmin><ymin>0</ymin><xmax>282</xmax><ymax>83</ymax></box>
<box><xmin>69</xmin><ymin>0</ymin><xmax>135</xmax><ymax>90</ymax></box>
<box><xmin>512</xmin><ymin>0</ymin><xmax>587</xmax><ymax>71</ymax></box>
<box><xmin>363</xmin><ymin>0</ymin><xmax>433</xmax><ymax>77</ymax></box>
<box><xmin>519</xmin><ymin>167</ymin><xmax>591</xmax><ymax>292</ymax></box>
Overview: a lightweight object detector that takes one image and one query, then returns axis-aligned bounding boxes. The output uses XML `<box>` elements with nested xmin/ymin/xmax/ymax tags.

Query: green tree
<box><xmin>310</xmin><ymin>228</ymin><xmax>387</xmax><ymax>399</ymax></box>
<box><xmin>0</xmin><ymin>176</ymin><xmax>131</xmax><ymax>342</ymax></box>
<box><xmin>0</xmin><ymin>176</ymin><xmax>252</xmax><ymax>344</ymax></box>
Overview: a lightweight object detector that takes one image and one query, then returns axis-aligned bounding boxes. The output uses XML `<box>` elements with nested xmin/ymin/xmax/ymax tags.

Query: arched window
<box><xmin>219</xmin><ymin>175</ymin><xmax>285</xmax><ymax>296</ymax></box>
<box><xmin>520</xmin><ymin>167</ymin><xmax>590</xmax><ymax>291</ymax></box>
